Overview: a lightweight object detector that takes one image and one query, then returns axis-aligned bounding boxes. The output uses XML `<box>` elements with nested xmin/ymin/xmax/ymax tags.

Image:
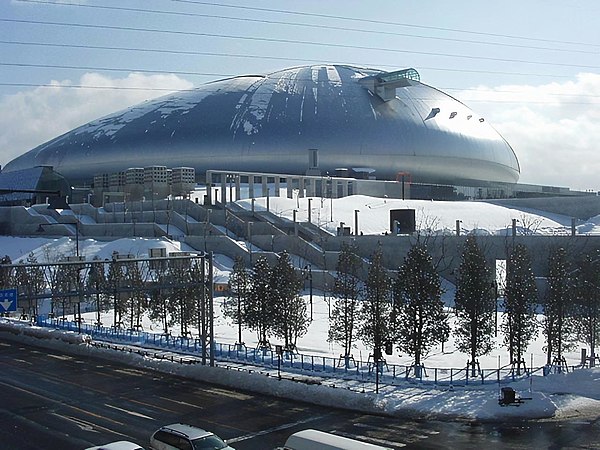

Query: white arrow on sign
<box><xmin>1</xmin><ymin>300</ymin><xmax>14</xmax><ymax>311</ymax></box>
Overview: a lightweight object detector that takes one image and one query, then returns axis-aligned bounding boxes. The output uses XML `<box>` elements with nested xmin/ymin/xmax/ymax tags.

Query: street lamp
<box><xmin>354</xmin><ymin>209</ymin><xmax>360</xmax><ymax>236</ymax></box>
<box><xmin>327</xmin><ymin>172</ymin><xmax>333</xmax><ymax>222</ymax></box>
<box><xmin>304</xmin><ymin>264</ymin><xmax>313</xmax><ymax>321</ymax></box>
<box><xmin>248</xmin><ymin>222</ymin><xmax>253</xmax><ymax>262</ymax></box>
<box><xmin>228</xmin><ymin>174</ymin><xmax>234</xmax><ymax>203</ymax></box>
<box><xmin>293</xmin><ymin>209</ymin><xmax>298</xmax><ymax>236</ymax></box>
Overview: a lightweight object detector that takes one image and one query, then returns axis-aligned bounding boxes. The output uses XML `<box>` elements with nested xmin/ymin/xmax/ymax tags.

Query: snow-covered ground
<box><xmin>238</xmin><ymin>194</ymin><xmax>600</xmax><ymax>236</ymax></box>
<box><xmin>1</xmin><ymin>195</ymin><xmax>600</xmax><ymax>422</ymax></box>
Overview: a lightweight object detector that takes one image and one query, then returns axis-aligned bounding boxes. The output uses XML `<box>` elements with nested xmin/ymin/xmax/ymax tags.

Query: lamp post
<box><xmin>204</xmin><ymin>209</ymin><xmax>212</xmax><ymax>252</ymax></box>
<box><xmin>354</xmin><ymin>209</ymin><xmax>359</xmax><ymax>236</ymax></box>
<box><xmin>248</xmin><ymin>222</ymin><xmax>253</xmax><ymax>262</ymax></box>
<box><xmin>327</xmin><ymin>173</ymin><xmax>333</xmax><ymax>222</ymax></box>
<box><xmin>75</xmin><ymin>220</ymin><xmax>79</xmax><ymax>257</ymax></box>
<box><xmin>293</xmin><ymin>209</ymin><xmax>298</xmax><ymax>236</ymax></box>
<box><xmin>304</xmin><ymin>264</ymin><xmax>313</xmax><ymax>321</ymax></box>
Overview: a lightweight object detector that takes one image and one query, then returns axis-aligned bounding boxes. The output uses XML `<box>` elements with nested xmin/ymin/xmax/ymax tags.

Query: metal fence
<box><xmin>37</xmin><ymin>316</ymin><xmax>553</xmax><ymax>387</ymax></box>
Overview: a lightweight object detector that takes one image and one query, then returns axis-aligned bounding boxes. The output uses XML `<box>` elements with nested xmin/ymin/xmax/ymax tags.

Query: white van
<box><xmin>281</xmin><ymin>429</ymin><xmax>391</xmax><ymax>450</ymax></box>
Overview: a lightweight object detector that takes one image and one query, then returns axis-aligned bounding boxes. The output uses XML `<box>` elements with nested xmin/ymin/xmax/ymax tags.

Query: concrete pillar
<box><xmin>274</xmin><ymin>177</ymin><xmax>281</xmax><ymax>197</ymax></box>
<box><xmin>305</xmin><ymin>178</ymin><xmax>315</xmax><ymax>197</ymax></box>
<box><xmin>298</xmin><ymin>177</ymin><xmax>305</xmax><ymax>198</ymax></box>
<box><xmin>205</xmin><ymin>170</ymin><xmax>213</xmax><ymax>205</ymax></box>
<box><xmin>249</xmin><ymin>175</ymin><xmax>255</xmax><ymax>199</ymax></box>
<box><xmin>262</xmin><ymin>176</ymin><xmax>268</xmax><ymax>197</ymax></box>
<box><xmin>341</xmin><ymin>180</ymin><xmax>349</xmax><ymax>198</ymax></box>
<box><xmin>287</xmin><ymin>177</ymin><xmax>294</xmax><ymax>199</ymax></box>
<box><xmin>220</xmin><ymin>177</ymin><xmax>227</xmax><ymax>205</ymax></box>
<box><xmin>331</xmin><ymin>179</ymin><xmax>338</xmax><ymax>199</ymax></box>
<box><xmin>235</xmin><ymin>175</ymin><xmax>241</xmax><ymax>201</ymax></box>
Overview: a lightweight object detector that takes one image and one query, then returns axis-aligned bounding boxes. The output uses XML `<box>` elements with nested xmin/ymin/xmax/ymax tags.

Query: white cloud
<box><xmin>0</xmin><ymin>72</ymin><xmax>193</xmax><ymax>168</ymax></box>
<box><xmin>459</xmin><ymin>73</ymin><xmax>600</xmax><ymax>192</ymax></box>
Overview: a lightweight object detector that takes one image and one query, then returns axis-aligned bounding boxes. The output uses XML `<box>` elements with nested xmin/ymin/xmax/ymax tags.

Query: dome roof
<box><xmin>4</xmin><ymin>64</ymin><xmax>519</xmax><ymax>185</ymax></box>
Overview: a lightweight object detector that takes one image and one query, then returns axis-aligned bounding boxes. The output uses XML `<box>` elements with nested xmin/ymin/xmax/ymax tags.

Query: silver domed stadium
<box><xmin>3</xmin><ymin>65</ymin><xmax>519</xmax><ymax>186</ymax></box>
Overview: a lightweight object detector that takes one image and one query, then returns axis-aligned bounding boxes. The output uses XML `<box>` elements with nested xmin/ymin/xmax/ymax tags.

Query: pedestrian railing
<box><xmin>35</xmin><ymin>316</ymin><xmax>553</xmax><ymax>387</ymax></box>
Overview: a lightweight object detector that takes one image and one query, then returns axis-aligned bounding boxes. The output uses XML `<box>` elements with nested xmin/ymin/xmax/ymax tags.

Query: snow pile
<box><xmin>240</xmin><ymin>195</ymin><xmax>575</xmax><ymax>236</ymax></box>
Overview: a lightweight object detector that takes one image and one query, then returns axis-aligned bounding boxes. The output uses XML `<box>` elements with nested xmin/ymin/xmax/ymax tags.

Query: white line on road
<box><xmin>104</xmin><ymin>403</ymin><xmax>155</xmax><ymax>420</ymax></box>
<box><xmin>226</xmin><ymin>414</ymin><xmax>329</xmax><ymax>444</ymax></box>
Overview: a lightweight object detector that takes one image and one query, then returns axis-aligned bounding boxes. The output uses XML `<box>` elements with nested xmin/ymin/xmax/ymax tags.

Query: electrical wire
<box><xmin>13</xmin><ymin>0</ymin><xmax>599</xmax><ymax>55</ymax></box>
<box><xmin>1</xmin><ymin>21</ymin><xmax>598</xmax><ymax>71</ymax></box>
<box><xmin>171</xmin><ymin>0</ymin><xmax>600</xmax><ymax>49</ymax></box>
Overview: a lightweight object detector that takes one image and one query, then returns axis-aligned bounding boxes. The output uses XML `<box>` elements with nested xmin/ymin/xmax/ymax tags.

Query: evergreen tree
<box><xmin>543</xmin><ymin>247</ymin><xmax>575</xmax><ymax>366</ymax></box>
<box><xmin>224</xmin><ymin>256</ymin><xmax>250</xmax><ymax>346</ymax></box>
<box><xmin>0</xmin><ymin>255</ymin><xmax>13</xmax><ymax>289</ymax></box>
<box><xmin>392</xmin><ymin>244</ymin><xmax>449</xmax><ymax>371</ymax></box>
<box><xmin>271</xmin><ymin>252</ymin><xmax>307</xmax><ymax>351</ymax></box>
<box><xmin>357</xmin><ymin>248</ymin><xmax>391</xmax><ymax>363</ymax></box>
<box><xmin>166</xmin><ymin>259</ymin><xmax>197</xmax><ymax>337</ymax></box>
<box><xmin>502</xmin><ymin>244</ymin><xmax>538</xmax><ymax>374</ymax></box>
<box><xmin>147</xmin><ymin>260</ymin><xmax>177</xmax><ymax>336</ymax></box>
<box><xmin>44</xmin><ymin>259</ymin><xmax>77</xmax><ymax>318</ymax></box>
<box><xmin>574</xmin><ymin>251</ymin><xmax>600</xmax><ymax>368</ymax></box>
<box><xmin>454</xmin><ymin>237</ymin><xmax>496</xmax><ymax>375</ymax></box>
<box><xmin>328</xmin><ymin>241</ymin><xmax>362</xmax><ymax>364</ymax></box>
<box><xmin>245</xmin><ymin>256</ymin><xmax>274</xmax><ymax>348</ymax></box>
<box><xmin>86</xmin><ymin>256</ymin><xmax>109</xmax><ymax>326</ymax></box>
<box><xmin>107</xmin><ymin>258</ymin><xmax>127</xmax><ymax>328</ymax></box>
<box><xmin>14</xmin><ymin>253</ymin><xmax>45</xmax><ymax>318</ymax></box>
<box><xmin>123</xmin><ymin>260</ymin><xmax>147</xmax><ymax>330</ymax></box>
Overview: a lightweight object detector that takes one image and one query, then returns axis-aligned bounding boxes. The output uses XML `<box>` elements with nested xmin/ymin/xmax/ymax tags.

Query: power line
<box><xmin>13</xmin><ymin>0</ymin><xmax>599</xmax><ymax>55</ymax></box>
<box><xmin>0</xmin><ymin>61</ymin><xmax>576</xmax><ymax>82</ymax></box>
<box><xmin>1</xmin><ymin>20</ymin><xmax>599</xmax><ymax>71</ymax></box>
<box><xmin>171</xmin><ymin>0</ymin><xmax>600</xmax><ymax>49</ymax></box>
<box><xmin>0</xmin><ymin>62</ymin><xmax>231</xmax><ymax>78</ymax></box>
<box><xmin>1</xmin><ymin>81</ymin><xmax>598</xmax><ymax>105</ymax></box>
<box><xmin>0</xmin><ymin>82</ymin><xmax>189</xmax><ymax>92</ymax></box>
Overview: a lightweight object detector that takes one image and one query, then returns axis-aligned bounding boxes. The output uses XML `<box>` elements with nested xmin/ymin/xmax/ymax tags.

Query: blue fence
<box><xmin>36</xmin><ymin>317</ymin><xmax>546</xmax><ymax>387</ymax></box>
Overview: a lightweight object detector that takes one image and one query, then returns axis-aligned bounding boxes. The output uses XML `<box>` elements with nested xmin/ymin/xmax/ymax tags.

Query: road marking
<box><xmin>157</xmin><ymin>396</ymin><xmax>204</xmax><ymax>409</ymax></box>
<box><xmin>334</xmin><ymin>430</ymin><xmax>407</xmax><ymax>448</ymax></box>
<box><xmin>105</xmin><ymin>403</ymin><xmax>155</xmax><ymax>420</ymax></box>
<box><xmin>14</xmin><ymin>358</ymin><xmax>33</xmax><ymax>365</ymax></box>
<box><xmin>47</xmin><ymin>354</ymin><xmax>73</xmax><ymax>361</ymax></box>
<box><xmin>128</xmin><ymin>398</ymin><xmax>178</xmax><ymax>413</ymax></box>
<box><xmin>226</xmin><ymin>414</ymin><xmax>328</xmax><ymax>444</ymax></box>
<box><xmin>50</xmin><ymin>413</ymin><xmax>131</xmax><ymax>438</ymax></box>
<box><xmin>0</xmin><ymin>379</ymin><xmax>124</xmax><ymax>426</ymax></box>
<box><xmin>202</xmin><ymin>386</ymin><xmax>253</xmax><ymax>400</ymax></box>
<box><xmin>114</xmin><ymin>368</ymin><xmax>149</xmax><ymax>377</ymax></box>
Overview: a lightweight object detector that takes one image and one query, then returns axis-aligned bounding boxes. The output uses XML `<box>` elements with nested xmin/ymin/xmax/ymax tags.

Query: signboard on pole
<box><xmin>0</xmin><ymin>288</ymin><xmax>17</xmax><ymax>312</ymax></box>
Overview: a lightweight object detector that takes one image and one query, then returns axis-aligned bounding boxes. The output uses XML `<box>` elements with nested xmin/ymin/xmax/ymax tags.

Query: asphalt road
<box><xmin>1</xmin><ymin>340</ymin><xmax>600</xmax><ymax>450</ymax></box>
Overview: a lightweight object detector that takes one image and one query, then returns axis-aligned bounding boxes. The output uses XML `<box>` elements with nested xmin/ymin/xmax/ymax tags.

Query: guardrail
<box><xmin>36</xmin><ymin>317</ymin><xmax>553</xmax><ymax>387</ymax></box>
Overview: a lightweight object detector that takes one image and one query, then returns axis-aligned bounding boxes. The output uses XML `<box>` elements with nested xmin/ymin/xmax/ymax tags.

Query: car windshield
<box><xmin>191</xmin><ymin>435</ymin><xmax>228</xmax><ymax>450</ymax></box>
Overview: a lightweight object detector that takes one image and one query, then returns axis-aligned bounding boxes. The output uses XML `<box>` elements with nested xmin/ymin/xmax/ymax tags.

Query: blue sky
<box><xmin>1</xmin><ymin>0</ymin><xmax>599</xmax><ymax>190</ymax></box>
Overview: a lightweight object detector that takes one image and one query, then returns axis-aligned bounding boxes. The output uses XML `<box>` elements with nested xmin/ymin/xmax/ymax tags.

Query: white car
<box><xmin>85</xmin><ymin>441</ymin><xmax>145</xmax><ymax>450</ymax></box>
<box><xmin>150</xmin><ymin>423</ymin><xmax>234</xmax><ymax>450</ymax></box>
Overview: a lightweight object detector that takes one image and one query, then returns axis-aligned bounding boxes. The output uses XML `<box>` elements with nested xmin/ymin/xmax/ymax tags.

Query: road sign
<box><xmin>0</xmin><ymin>288</ymin><xmax>17</xmax><ymax>312</ymax></box>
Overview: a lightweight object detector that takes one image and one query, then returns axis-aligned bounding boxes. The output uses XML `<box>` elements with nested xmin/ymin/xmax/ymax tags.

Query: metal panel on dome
<box><xmin>3</xmin><ymin>65</ymin><xmax>520</xmax><ymax>187</ymax></box>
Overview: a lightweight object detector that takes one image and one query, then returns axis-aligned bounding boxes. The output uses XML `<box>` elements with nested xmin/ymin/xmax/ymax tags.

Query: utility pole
<box><xmin>209</xmin><ymin>251</ymin><xmax>215</xmax><ymax>367</ymax></box>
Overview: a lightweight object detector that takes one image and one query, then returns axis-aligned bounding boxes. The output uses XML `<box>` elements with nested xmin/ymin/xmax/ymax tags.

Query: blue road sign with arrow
<box><xmin>0</xmin><ymin>288</ymin><xmax>17</xmax><ymax>312</ymax></box>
